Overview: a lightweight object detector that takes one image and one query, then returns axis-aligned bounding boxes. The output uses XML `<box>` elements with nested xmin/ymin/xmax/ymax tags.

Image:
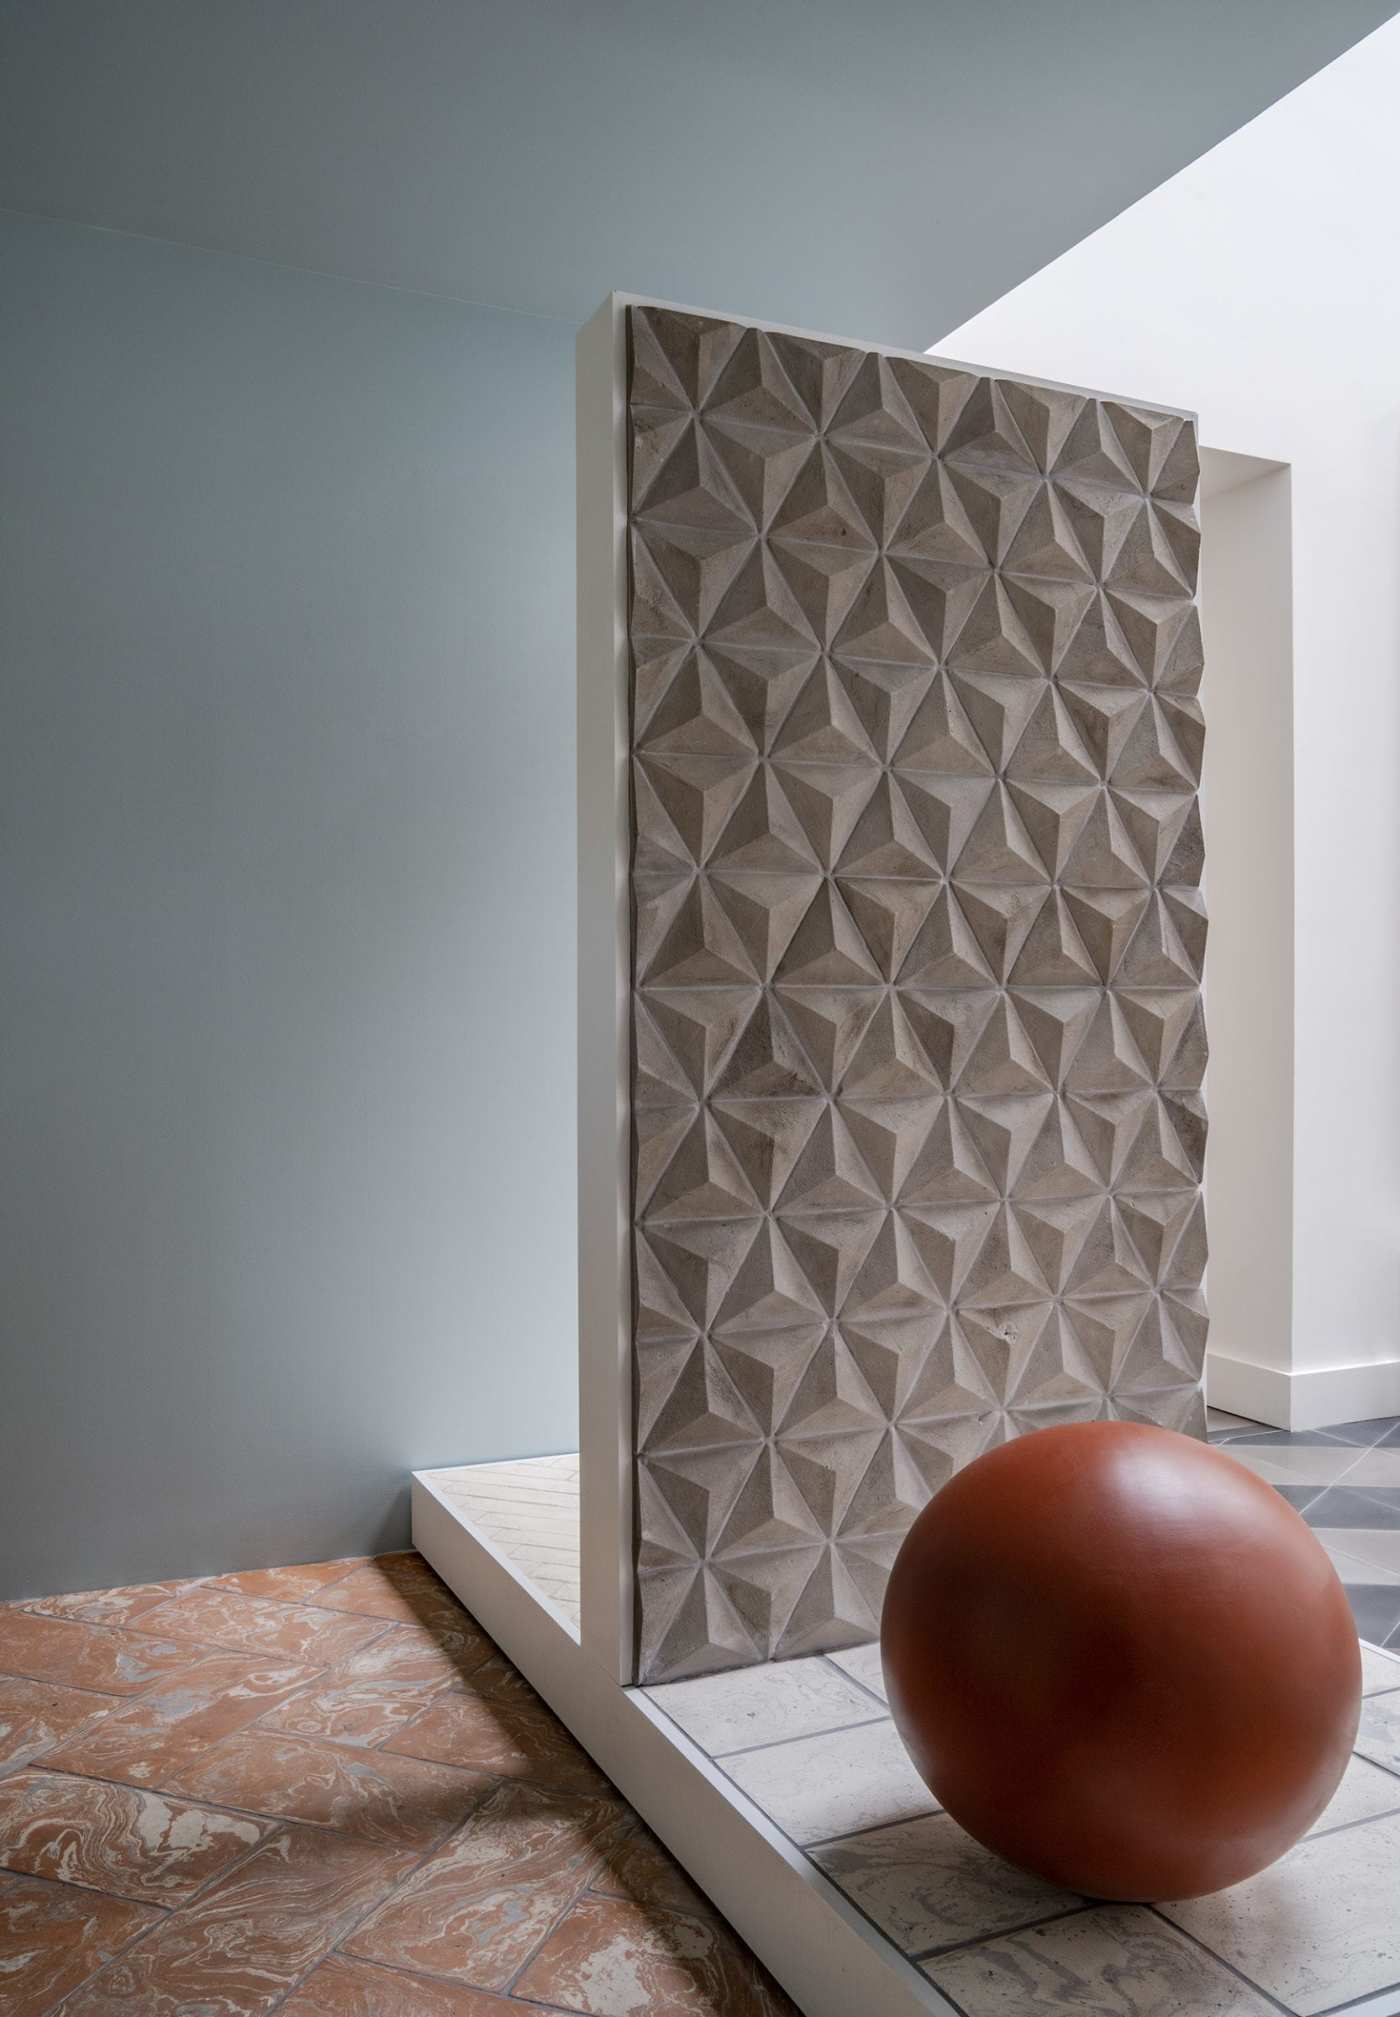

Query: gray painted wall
<box><xmin>0</xmin><ymin>209</ymin><xmax>574</xmax><ymax>1595</ymax></box>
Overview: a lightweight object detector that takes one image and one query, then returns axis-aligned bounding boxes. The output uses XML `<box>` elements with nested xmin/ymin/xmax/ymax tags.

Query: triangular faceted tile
<box><xmin>891</xmin><ymin>669</ymin><xmax>994</xmax><ymax>778</ymax></box>
<box><xmin>957</xmin><ymin>1092</ymin><xmax>1056</xmax><ymax>1192</ymax></box>
<box><xmin>1048</xmin><ymin>399</ymin><xmax>1137</xmax><ymax>490</ymax></box>
<box><xmin>896</xmin><ymin>1320</ymin><xmax>999</xmax><ymax>1427</ymax></box>
<box><xmin>633</xmin><ymin>521</ymin><xmax>751</xmax><ymax>637</ymax></box>
<box><xmin>632</xmin><ymin>307</ymin><xmax>744</xmax><ymax>409</ymax></box>
<box><xmin>897</xmin><ymin>1099</ymin><xmax>1000</xmax><ymax>1208</ymax></box>
<box><xmin>634</xmin><ymin>650</ymin><xmax>758</xmax><ymax>760</ymax></box>
<box><xmin>770</xmin><ymin>758</ymin><xmax>881</xmax><ymax>867</ymax></box>
<box><xmin>955</xmin><ymin>1204</ymin><xmax>1053</xmax><ymax>1308</ymax></box>
<box><xmin>1004</xmin><ymin>686</ymin><xmax>1099</xmax><ymax>784</ymax></box>
<box><xmin>707</xmin><ymin>869</ymin><xmax>822</xmax><ymax>979</ymax></box>
<box><xmin>1062</xmin><ymin>1199</ymin><xmax>1155</xmax><ymax>1300</ymax></box>
<box><xmin>946</xmin><ymin>576</ymin><xmax>1046</xmax><ymax>680</ymax></box>
<box><xmin>952</xmin><ymin>883</ymin><xmax>1051</xmax><ymax>980</ymax></box>
<box><xmin>1061</xmin><ymin>885</ymin><xmax>1151</xmax><ymax>982</ymax></box>
<box><xmin>636</xmin><ymin>873</ymin><xmax>757</xmax><ymax>986</ymax></box>
<box><xmin>712</xmin><ymin>1323</ymin><xmax>827</xmax><ymax>1435</ymax></box>
<box><xmin>1118</xmin><ymin>1192</ymin><xmax>1199</xmax><ymax>1283</ymax></box>
<box><xmin>1004</xmin><ymin>575</ymin><xmax>1097</xmax><ymax>677</ymax></box>
<box><xmin>771</xmin><ymin>661</ymin><xmax>880</xmax><ymax>766</ymax></box>
<box><xmin>643</xmin><ymin>986</ymin><xmax>759</xmax><ymax>1098</ymax></box>
<box><xmin>773</xmin><ymin>1210</ymin><xmax>885</xmax><ymax>1319</ymax></box>
<box><xmin>772</xmin><ymin>1546</ymin><xmax>882</xmax><ymax>1658</ymax></box>
<box><xmin>643</xmin><ymin>1342</ymin><xmax>764</xmax><ymax>1455</ymax></box>
<box><xmin>1110</xmin><ymin>787</ymin><xmax>1198</xmax><ymax>884</ymax></box>
<box><xmin>635</xmin><ymin>1450</ymin><xmax>707</xmax><ymax>1566</ymax></box>
<box><xmin>957</xmin><ymin>996</ymin><xmax>1054</xmax><ymax>1096</ymax></box>
<box><xmin>1160</xmin><ymin>999</ymin><xmax>1208</xmax><ymax>1092</ymax></box>
<box><xmin>842</xmin><ymin>1314</ymin><xmax>940</xmax><ymax>1419</ymax></box>
<box><xmin>641</xmin><ymin>1218</ymin><xmax>763</xmax><ymax>1333</ymax></box>
<box><xmin>634</xmin><ymin>752</ymin><xmax>753</xmax><ymax>867</ymax></box>
<box><xmin>708</xmin><ymin>770</ymin><xmax>821</xmax><ymax>874</ymax></box>
<box><xmin>835</xmin><ymin>773</ymin><xmax>942</xmax><ymax>879</ymax></box>
<box><xmin>948</xmin><ymin>670</ymin><xmax>1045</xmax><ymax>773</ymax></box>
<box><xmin>886</xmin><ymin>461</ymin><xmax>987</xmax><ymax>571</ymax></box>
<box><xmin>1057</xmin><ymin>683</ymin><xmax>1147</xmax><ymax>780</ymax></box>
<box><xmin>709</xmin><ymin>994</ymin><xmax>823</xmax><ymax>1100</ymax></box>
<box><xmin>708</xmin><ymin>546</ymin><xmax>821</xmax><ymax>655</ymax></box>
<box><xmin>1116</xmin><ymin>989</ymin><xmax>1200</xmax><ymax>1082</ymax></box>
<box><xmin>766</xmin><ymin>331</ymin><xmax>865</xmax><ymax>431</ymax></box>
<box><xmin>641</xmin><ymin>1113</ymin><xmax>763</xmax><ymax>1226</ymax></box>
<box><xmin>779</xmin><ymin>1331</ymin><xmax>887</xmax><ymax>1440</ymax></box>
<box><xmin>1115</xmin><ymin>891</ymin><xmax>1202</xmax><ymax>989</ymax></box>
<box><xmin>899</xmin><ymin>988</ymin><xmax>1000</xmax><ymax>1091</ymax></box>
<box><xmin>898</xmin><ymin>886</ymin><xmax>997</xmax><ymax>990</ymax></box>
<box><xmin>902</xmin><ymin>1202</ymin><xmax>1001</xmax><ymax>1305</ymax></box>
<box><xmin>1063</xmin><ymin>1089</ymin><xmax>1154</xmax><ymax>1187</ymax></box>
<box><xmin>899</xmin><ymin>772</ymin><xmax>997</xmax><ymax>873</ymax></box>
<box><xmin>952</xmin><ymin>781</ymin><xmax>1053</xmax><ymax>887</ymax></box>
<box><xmin>781</xmin><ymin>1432</ymin><xmax>886</xmax><ymax>1535</ymax></box>
<box><xmin>700</xmin><ymin>643</ymin><xmax>818</xmax><ymax>757</ymax></box>
<box><xmin>634</xmin><ymin>1237</ymin><xmax>703</xmax><ymax>1345</ymax></box>
<box><xmin>997</xmin><ymin>381</ymin><xmax>1086</xmax><ymax>474</ymax></box>
<box><xmin>842</xmin><ymin>1210</ymin><xmax>943</xmax><ymax>1321</ymax></box>
<box><xmin>942</xmin><ymin>378</ymin><xmax>1038</xmax><ymax>477</ymax></box>
<box><xmin>769</xmin><ymin>540</ymin><xmax>876</xmax><ymax>650</ymax></box>
<box><xmin>710</xmin><ymin>1545</ymin><xmax>830</xmax><ymax>1660</ymax></box>
<box><xmin>1105</xmin><ymin>501</ymin><xmax>1193</xmax><ymax>597</ymax></box>
<box><xmin>1063</xmin><ymin>996</ymin><xmax>1154</xmax><ymax>1096</ymax></box>
<box><xmin>1054</xmin><ymin>587</ymin><xmax>1146</xmax><ymax>688</ymax></box>
<box><xmin>1007</xmin><ymin>882</ymin><xmax>1100</xmax><ymax>982</ymax></box>
<box><xmin>1007</xmin><ymin>1101</ymin><xmax>1102</xmax><ymax>1201</ymax></box>
<box><xmin>841</xmin><ymin>996</ymin><xmax>942</xmax><ymax>1099</ymax></box>
<box><xmin>1010</xmin><ymin>1196</ymin><xmax>1102</xmax><ymax>1296</ymax></box>
<box><xmin>838</xmin><ymin>1093</ymin><xmax>943</xmax><ymax>1199</ymax></box>
<box><xmin>1002</xmin><ymin>485</ymin><xmax>1094</xmax><ymax>582</ymax></box>
<box><xmin>944</xmin><ymin>464</ymin><xmax>1038</xmax><ymax>568</ymax></box>
<box><xmin>836</xmin><ymin>1430</ymin><xmax>933</xmax><ymax>1540</ymax></box>
<box><xmin>839</xmin><ymin>875</ymin><xmax>940</xmax><ymax>979</ymax></box>
<box><xmin>710</xmin><ymin>1097</ymin><xmax>824</xmax><ymax>1209</ymax></box>
<box><xmin>774</xmin><ymin>882</ymin><xmax>883</xmax><ymax>987</ymax></box>
<box><xmin>773</xmin><ymin>984</ymin><xmax>884</xmax><ymax>1091</ymax></box>
<box><xmin>776</xmin><ymin>1108</ymin><xmax>884</xmax><ymax>1217</ymax></box>
<box><xmin>713</xmin><ymin>1444</ymin><xmax>828</xmax><ymax>1555</ymax></box>
<box><xmin>637</xmin><ymin>1562</ymin><xmax>760</xmax><ymax>1683</ymax></box>
<box><xmin>886</xmin><ymin>554</ymin><xmax>987</xmax><ymax>664</ymax></box>
<box><xmin>1110</xmin><ymin>695</ymin><xmax>1198</xmax><ymax>793</ymax></box>
<box><xmin>713</xmin><ymin>1220</ymin><xmax>830</xmax><ymax>1335</ymax></box>
<box><xmin>633</xmin><ymin>418</ymin><xmax>754</xmax><ymax>538</ymax></box>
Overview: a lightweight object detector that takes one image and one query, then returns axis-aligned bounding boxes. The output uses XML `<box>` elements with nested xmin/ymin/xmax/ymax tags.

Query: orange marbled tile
<box><xmin>331</xmin><ymin>1618</ymin><xmax>494</xmax><ymax>1692</ymax></box>
<box><xmin>19</xmin><ymin>1582</ymin><xmax>187</xmax><ymax>1629</ymax></box>
<box><xmin>0</xmin><ymin>1675</ymin><xmax>114</xmax><ymax>1770</ymax></box>
<box><xmin>593</xmin><ymin>1825</ymin><xmax>711</xmax><ymax>1916</ymax></box>
<box><xmin>344</xmin><ymin>1778</ymin><xmax>632</xmax><ymax>1989</ymax></box>
<box><xmin>162</xmin><ymin>1728</ymin><xmax>494</xmax><ymax>1848</ymax></box>
<box><xmin>200</xmin><ymin>1559</ymin><xmax>370</xmax><ymax>1604</ymax></box>
<box><xmin>309</xmin><ymin>1557</ymin><xmax>466</xmax><ymax>1629</ymax></box>
<box><xmin>0</xmin><ymin>1872</ymin><xmax>161</xmax><ymax>2017</ymax></box>
<box><xmin>385</xmin><ymin>1690</ymin><xmax>609</xmax><ymax>1794</ymax></box>
<box><xmin>0</xmin><ymin>1768</ymin><xmax>271</xmax><ymax>1904</ymax></box>
<box><xmin>278</xmin><ymin>1953</ymin><xmax>541</xmax><ymax>2015</ymax></box>
<box><xmin>40</xmin><ymin>1651</ymin><xmax>325</xmax><ymax>1787</ymax></box>
<box><xmin>130</xmin><ymin>1585</ymin><xmax>389</xmax><ymax>1664</ymax></box>
<box><xmin>61</xmin><ymin>1823</ymin><xmax>417</xmax><ymax>2017</ymax></box>
<box><xmin>254</xmin><ymin>1671</ymin><xmax>443</xmax><ymax>1748</ymax></box>
<box><xmin>464</xmin><ymin>1649</ymin><xmax>537</xmax><ymax>1701</ymax></box>
<box><xmin>0</xmin><ymin>1609</ymin><xmax>217</xmax><ymax>1695</ymax></box>
<box><xmin>514</xmin><ymin>1893</ymin><xmax>799</xmax><ymax>2017</ymax></box>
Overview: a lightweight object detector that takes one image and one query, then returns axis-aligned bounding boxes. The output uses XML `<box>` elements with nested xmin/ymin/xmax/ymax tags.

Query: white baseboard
<box><xmin>1207</xmin><ymin>1351</ymin><xmax>1400</xmax><ymax>1431</ymax></box>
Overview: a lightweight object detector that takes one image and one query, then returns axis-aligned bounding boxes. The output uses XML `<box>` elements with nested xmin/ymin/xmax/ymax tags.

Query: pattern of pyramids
<box><xmin>626</xmin><ymin>305</ymin><xmax>1207</xmax><ymax>1684</ymax></box>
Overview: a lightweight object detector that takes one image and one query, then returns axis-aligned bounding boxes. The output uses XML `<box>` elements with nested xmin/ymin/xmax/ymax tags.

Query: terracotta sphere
<box><xmin>881</xmin><ymin>1421</ymin><xmax>1360</xmax><ymax>1901</ymax></box>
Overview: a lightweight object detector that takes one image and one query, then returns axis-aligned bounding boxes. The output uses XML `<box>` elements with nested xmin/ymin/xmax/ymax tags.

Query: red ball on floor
<box><xmin>880</xmin><ymin>1420</ymin><xmax>1360</xmax><ymax>1901</ymax></box>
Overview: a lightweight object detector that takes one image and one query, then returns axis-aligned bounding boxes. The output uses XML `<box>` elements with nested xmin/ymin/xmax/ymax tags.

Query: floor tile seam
<box><xmin>708</xmin><ymin>1710</ymin><xmax>891</xmax><ymax>1763</ymax></box>
<box><xmin>0</xmin><ymin>1667</ymin><xmax>131</xmax><ymax>1705</ymax></box>
<box><xmin>1148</xmin><ymin>1897</ymin><xmax>1325</xmax><ymax>2015</ymax></box>
<box><xmin>1307</xmin><ymin>1794</ymin><xmax>1400</xmax><ymax>1842</ymax></box>
<box><xmin>495</xmin><ymin>1833</ymin><xmax>634</xmax><ymax>2003</ymax></box>
<box><xmin>819</xmin><ymin>1649</ymin><xmax>888</xmax><ymax>1711</ymax></box>
<box><xmin>802</xmin><ymin>1798</ymin><xmax>945</xmax><ymax>1852</ymax></box>
<box><xmin>906</xmin><ymin>1901</ymin><xmax>1094</xmax><ymax>1968</ymax></box>
<box><xmin>245</xmin><ymin>1657</ymin><xmax>480</xmax><ymax>1744</ymax></box>
<box><xmin>0</xmin><ymin>1849</ymin><xmax>179</xmax><ymax>1919</ymax></box>
<box><xmin>1314</xmin><ymin>1981</ymin><xmax>1400</xmax><ymax>2017</ymax></box>
<box><xmin>33</xmin><ymin>1867</ymin><xmax>178</xmax><ymax>2017</ymax></box>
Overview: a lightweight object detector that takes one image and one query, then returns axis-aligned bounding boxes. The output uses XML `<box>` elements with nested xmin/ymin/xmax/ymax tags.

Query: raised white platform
<box><xmin>416</xmin><ymin>1457</ymin><xmax>1400</xmax><ymax>2017</ymax></box>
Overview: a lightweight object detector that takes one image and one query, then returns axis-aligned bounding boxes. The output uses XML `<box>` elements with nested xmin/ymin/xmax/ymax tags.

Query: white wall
<box><xmin>934</xmin><ymin>18</ymin><xmax>1400</xmax><ymax>1426</ymax></box>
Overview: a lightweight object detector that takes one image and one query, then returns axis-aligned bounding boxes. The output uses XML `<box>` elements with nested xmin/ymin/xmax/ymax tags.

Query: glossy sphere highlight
<box><xmin>881</xmin><ymin>1421</ymin><xmax>1360</xmax><ymax>1901</ymax></box>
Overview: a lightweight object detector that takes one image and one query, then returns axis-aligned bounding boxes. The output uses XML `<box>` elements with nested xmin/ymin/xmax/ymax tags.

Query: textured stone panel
<box><xmin>626</xmin><ymin>306</ymin><xmax>1207</xmax><ymax>1682</ymax></box>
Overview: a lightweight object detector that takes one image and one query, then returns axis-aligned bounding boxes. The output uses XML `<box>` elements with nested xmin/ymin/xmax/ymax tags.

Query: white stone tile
<box><xmin>1333</xmin><ymin>1447</ymin><xmax>1400</xmax><ymax>1489</ymax></box>
<box><xmin>810</xmin><ymin>1810</ymin><xmax>1077</xmax><ymax>1957</ymax></box>
<box><xmin>1356</xmin><ymin>1693</ymin><xmax>1400</xmax><ymax>1774</ymax></box>
<box><xmin>1308</xmin><ymin>1753</ymin><xmax>1400</xmax><ymax>1834</ymax></box>
<box><xmin>1362</xmin><ymin>1643</ymin><xmax>1400</xmax><ymax>1695</ymax></box>
<box><xmin>721</xmin><ymin>1717</ymin><xmax>936</xmax><ymax>1845</ymax></box>
<box><xmin>1223</xmin><ymin>1444</ymin><xmax>1361</xmax><ymax>1486</ymax></box>
<box><xmin>644</xmin><ymin>1656</ymin><xmax>879</xmax><ymax>1757</ymax></box>
<box><xmin>1161</xmin><ymin>1808</ymin><xmax>1400</xmax><ymax>2014</ymax></box>
<box><xmin>1318</xmin><ymin>1526</ymin><xmax>1400</xmax><ymax>1576</ymax></box>
<box><xmin>1314</xmin><ymin>1537</ymin><xmax>1400</xmax><ymax>1587</ymax></box>
<box><xmin>826</xmin><ymin>1641</ymin><xmax>886</xmax><ymax>1703</ymax></box>
<box><xmin>925</xmin><ymin>1903</ymin><xmax>1276</xmax><ymax>2015</ymax></box>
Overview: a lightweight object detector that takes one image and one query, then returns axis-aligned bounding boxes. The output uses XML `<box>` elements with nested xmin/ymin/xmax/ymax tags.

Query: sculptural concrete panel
<box><xmin>625</xmin><ymin>304</ymin><xmax>1206</xmax><ymax>1682</ymax></box>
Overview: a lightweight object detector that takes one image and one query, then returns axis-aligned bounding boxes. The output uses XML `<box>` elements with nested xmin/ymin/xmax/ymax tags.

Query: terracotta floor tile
<box><xmin>515</xmin><ymin>1892</ymin><xmax>798</xmax><ymax>2016</ymax></box>
<box><xmin>164</xmin><ymin>1728</ymin><xmax>494</xmax><ymax>1849</ymax></box>
<box><xmin>0</xmin><ymin>1609</ymin><xmax>216</xmax><ymax>1695</ymax></box>
<box><xmin>0</xmin><ymin>1768</ymin><xmax>271</xmax><ymax>1904</ymax></box>
<box><xmin>255</xmin><ymin>1672</ymin><xmax>443</xmax><ymax>1748</ymax></box>
<box><xmin>0</xmin><ymin>1675</ymin><xmax>114</xmax><ymax>1770</ymax></box>
<box><xmin>345</xmin><ymin>1778</ymin><xmax>632</xmax><ymax>1990</ymax></box>
<box><xmin>131</xmin><ymin>1585</ymin><xmax>389</xmax><ymax>1665</ymax></box>
<box><xmin>331</xmin><ymin>1618</ymin><xmax>494</xmax><ymax>1693</ymax></box>
<box><xmin>41</xmin><ymin>1652</ymin><xmax>325</xmax><ymax>1788</ymax></box>
<box><xmin>278</xmin><ymin>1952</ymin><xmax>540</xmax><ymax>2015</ymax></box>
<box><xmin>61</xmin><ymin>1823</ymin><xmax>417</xmax><ymax>2016</ymax></box>
<box><xmin>309</xmin><ymin>1558</ymin><xmax>467</xmax><ymax>1630</ymax></box>
<box><xmin>0</xmin><ymin>1872</ymin><xmax>161</xmax><ymax>2017</ymax></box>
<box><xmin>201</xmin><ymin>1559</ymin><xmax>370</xmax><ymax>1604</ymax></box>
<box><xmin>464</xmin><ymin>1649</ymin><xmax>537</xmax><ymax>1701</ymax></box>
<box><xmin>20</xmin><ymin>1583</ymin><xmax>186</xmax><ymax>1629</ymax></box>
<box><xmin>385</xmin><ymin>1691</ymin><xmax>609</xmax><ymax>1793</ymax></box>
<box><xmin>592</xmin><ymin>1825</ymin><xmax>711</xmax><ymax>1915</ymax></box>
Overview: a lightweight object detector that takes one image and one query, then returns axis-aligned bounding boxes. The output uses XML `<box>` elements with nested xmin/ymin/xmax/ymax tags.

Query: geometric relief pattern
<box><xmin>627</xmin><ymin>305</ymin><xmax>1207</xmax><ymax>1682</ymax></box>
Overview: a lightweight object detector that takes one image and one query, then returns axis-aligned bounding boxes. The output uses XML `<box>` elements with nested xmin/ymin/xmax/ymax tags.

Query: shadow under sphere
<box><xmin>880</xmin><ymin>1420</ymin><xmax>1360</xmax><ymax>1900</ymax></box>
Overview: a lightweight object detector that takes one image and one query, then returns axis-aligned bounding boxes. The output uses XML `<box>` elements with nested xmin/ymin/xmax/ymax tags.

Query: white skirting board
<box><xmin>411</xmin><ymin>1470</ymin><xmax>953</xmax><ymax>2017</ymax></box>
<box><xmin>1208</xmin><ymin>1349</ymin><xmax>1400</xmax><ymax>1430</ymax></box>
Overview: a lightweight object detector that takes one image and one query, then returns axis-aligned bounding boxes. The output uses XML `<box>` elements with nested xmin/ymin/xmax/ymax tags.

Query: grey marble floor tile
<box><xmin>1308</xmin><ymin>1752</ymin><xmax>1400</xmax><ymax>1834</ymax></box>
<box><xmin>1335</xmin><ymin>1449</ymin><xmax>1400</xmax><ymax>1491</ymax></box>
<box><xmin>721</xmin><ymin>1716</ymin><xmax>937</xmax><ymax>1846</ymax></box>
<box><xmin>925</xmin><ymin>1904</ymin><xmax>1276</xmax><ymax>2016</ymax></box>
<box><xmin>1313</xmin><ymin>1524</ymin><xmax>1400</xmax><ymax>1575</ymax></box>
<box><xmin>1316</xmin><ymin>1537</ymin><xmax>1400</xmax><ymax>1587</ymax></box>
<box><xmin>1321</xmin><ymin>1415</ymin><xmax>1400</xmax><ymax>1448</ymax></box>
<box><xmin>810</xmin><ymin>1811</ymin><xmax>1077</xmax><ymax>1958</ymax></box>
<box><xmin>825</xmin><ymin>1641</ymin><xmax>886</xmax><ymax>1704</ymax></box>
<box><xmin>1361</xmin><ymin>1643</ymin><xmax>1400</xmax><ymax>1694</ymax></box>
<box><xmin>644</xmin><ymin>1655</ymin><xmax>876</xmax><ymax>1757</ymax></box>
<box><xmin>1225</xmin><ymin>1444</ymin><xmax>1364</xmax><ymax>1487</ymax></box>
<box><xmin>1346</xmin><ymin>1585</ymin><xmax>1400</xmax><ymax>1646</ymax></box>
<box><xmin>1355</xmin><ymin>1692</ymin><xmax>1400</xmax><ymax>1775</ymax></box>
<box><xmin>1161</xmin><ymin>1807</ymin><xmax>1400</xmax><ymax>2014</ymax></box>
